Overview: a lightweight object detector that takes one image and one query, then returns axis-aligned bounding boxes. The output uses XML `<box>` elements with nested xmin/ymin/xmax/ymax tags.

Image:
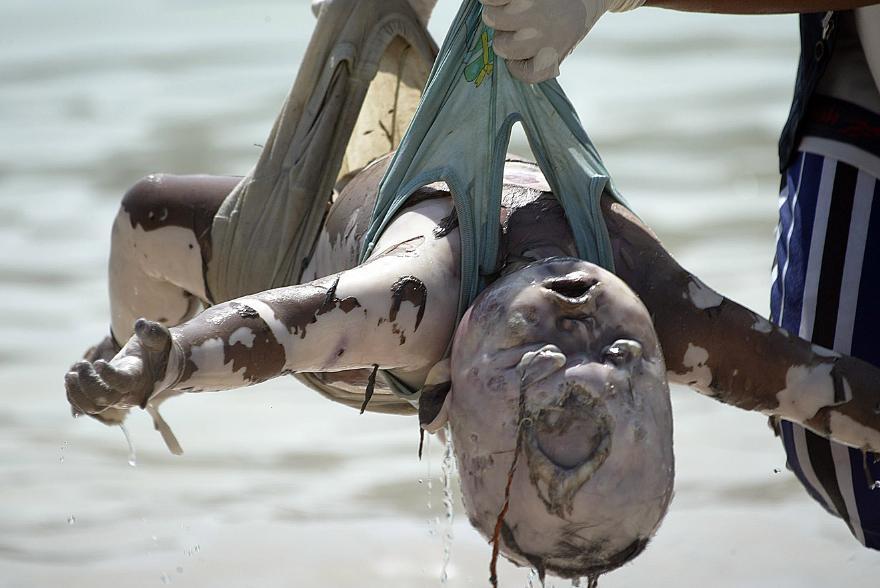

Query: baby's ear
<box><xmin>517</xmin><ymin>345</ymin><xmax>567</xmax><ymax>388</ymax></box>
<box><xmin>419</xmin><ymin>359</ymin><xmax>451</xmax><ymax>433</ymax></box>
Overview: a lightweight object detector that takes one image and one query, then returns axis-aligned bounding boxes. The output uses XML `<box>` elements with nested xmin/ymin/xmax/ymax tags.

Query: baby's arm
<box><xmin>603</xmin><ymin>197</ymin><xmax>880</xmax><ymax>452</ymax></box>
<box><xmin>66</xmin><ymin>234</ymin><xmax>460</xmax><ymax>418</ymax></box>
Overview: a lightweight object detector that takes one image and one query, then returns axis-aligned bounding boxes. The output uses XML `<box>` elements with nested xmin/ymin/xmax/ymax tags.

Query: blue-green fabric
<box><xmin>360</xmin><ymin>0</ymin><xmax>625</xmax><ymax>317</ymax></box>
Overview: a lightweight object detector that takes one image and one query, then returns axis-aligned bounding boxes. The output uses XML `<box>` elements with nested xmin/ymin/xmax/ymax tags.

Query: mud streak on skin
<box><xmin>389</xmin><ymin>276</ymin><xmax>427</xmax><ymax>331</ymax></box>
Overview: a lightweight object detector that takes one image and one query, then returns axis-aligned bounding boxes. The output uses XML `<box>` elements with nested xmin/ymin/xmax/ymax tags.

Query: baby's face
<box><xmin>448</xmin><ymin>258</ymin><xmax>674</xmax><ymax>578</ymax></box>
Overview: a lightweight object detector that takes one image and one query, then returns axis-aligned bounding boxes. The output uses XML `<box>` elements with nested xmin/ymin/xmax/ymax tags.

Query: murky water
<box><xmin>2</xmin><ymin>1</ymin><xmax>879</xmax><ymax>586</ymax></box>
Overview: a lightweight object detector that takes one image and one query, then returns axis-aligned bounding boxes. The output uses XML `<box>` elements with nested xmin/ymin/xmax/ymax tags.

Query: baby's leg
<box><xmin>311</xmin><ymin>0</ymin><xmax>437</xmax><ymax>24</ymax></box>
<box><xmin>107</xmin><ymin>174</ymin><xmax>239</xmax><ymax>347</ymax></box>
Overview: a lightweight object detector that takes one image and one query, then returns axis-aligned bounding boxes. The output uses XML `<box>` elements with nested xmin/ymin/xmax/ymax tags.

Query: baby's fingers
<box><xmin>70</xmin><ymin>361</ymin><xmax>122</xmax><ymax>413</ymax></box>
<box><xmin>66</xmin><ymin>370</ymin><xmax>102</xmax><ymax>415</ymax></box>
<box><xmin>506</xmin><ymin>53</ymin><xmax>560</xmax><ymax>84</ymax></box>
<box><xmin>66</xmin><ymin>371</ymin><xmax>92</xmax><ymax>414</ymax></box>
<box><xmin>94</xmin><ymin>359</ymin><xmax>135</xmax><ymax>393</ymax></box>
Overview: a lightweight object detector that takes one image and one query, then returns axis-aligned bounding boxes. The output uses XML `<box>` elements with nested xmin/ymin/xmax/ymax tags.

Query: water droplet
<box><xmin>871</xmin><ymin>481</ymin><xmax>880</xmax><ymax>491</ymax></box>
<box><xmin>152</xmin><ymin>535</ymin><xmax>158</xmax><ymax>543</ymax></box>
<box><xmin>59</xmin><ymin>456</ymin><xmax>64</xmax><ymax>464</ymax></box>
<box><xmin>773</xmin><ymin>468</ymin><xmax>780</xmax><ymax>474</ymax></box>
<box><xmin>418</xmin><ymin>478</ymin><xmax>423</xmax><ymax>484</ymax></box>
<box><xmin>176</xmin><ymin>566</ymin><xmax>183</xmax><ymax>574</ymax></box>
<box><xmin>526</xmin><ymin>568</ymin><xmax>539</xmax><ymax>588</ymax></box>
<box><xmin>160</xmin><ymin>572</ymin><xmax>171</xmax><ymax>584</ymax></box>
<box><xmin>439</xmin><ymin>428</ymin><xmax>455</xmax><ymax>585</ymax></box>
<box><xmin>121</xmin><ymin>424</ymin><xmax>137</xmax><ymax>467</ymax></box>
<box><xmin>425</xmin><ymin>434</ymin><xmax>433</xmax><ymax>511</ymax></box>
<box><xmin>67</xmin><ymin>516</ymin><xmax>76</xmax><ymax>525</ymax></box>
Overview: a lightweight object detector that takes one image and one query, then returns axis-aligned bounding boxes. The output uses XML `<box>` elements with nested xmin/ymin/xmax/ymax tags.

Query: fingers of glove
<box><xmin>493</xmin><ymin>29</ymin><xmax>544</xmax><ymax>61</ymax></box>
<box><xmin>134</xmin><ymin>318</ymin><xmax>171</xmax><ymax>353</ymax></box>
<box><xmin>507</xmin><ymin>52</ymin><xmax>560</xmax><ymax>84</ymax></box>
<box><xmin>481</xmin><ymin>3</ymin><xmax>527</xmax><ymax>31</ymax></box>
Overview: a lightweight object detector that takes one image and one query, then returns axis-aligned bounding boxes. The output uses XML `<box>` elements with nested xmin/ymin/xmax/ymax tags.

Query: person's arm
<box><xmin>485</xmin><ymin>0</ymin><xmax>878</xmax><ymax>84</ymax></box>
<box><xmin>602</xmin><ymin>197</ymin><xmax>880</xmax><ymax>453</ymax></box>
<box><xmin>644</xmin><ymin>0</ymin><xmax>876</xmax><ymax>13</ymax></box>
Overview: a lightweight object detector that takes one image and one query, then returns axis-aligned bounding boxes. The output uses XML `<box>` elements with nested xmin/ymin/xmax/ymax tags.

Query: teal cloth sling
<box><xmin>360</xmin><ymin>0</ymin><xmax>626</xmax><ymax>319</ymax></box>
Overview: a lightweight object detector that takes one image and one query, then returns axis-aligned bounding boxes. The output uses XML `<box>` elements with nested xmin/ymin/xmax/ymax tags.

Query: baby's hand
<box><xmin>66</xmin><ymin>319</ymin><xmax>174</xmax><ymax>420</ymax></box>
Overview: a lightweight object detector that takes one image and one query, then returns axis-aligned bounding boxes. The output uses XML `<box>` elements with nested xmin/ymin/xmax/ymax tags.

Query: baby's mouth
<box><xmin>522</xmin><ymin>380</ymin><xmax>612</xmax><ymax>518</ymax></box>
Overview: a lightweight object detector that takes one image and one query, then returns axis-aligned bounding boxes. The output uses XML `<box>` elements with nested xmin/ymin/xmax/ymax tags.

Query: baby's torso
<box><xmin>297</xmin><ymin>156</ymin><xmax>577</xmax><ymax>415</ymax></box>
<box><xmin>302</xmin><ymin>155</ymin><xmax>576</xmax><ymax>281</ymax></box>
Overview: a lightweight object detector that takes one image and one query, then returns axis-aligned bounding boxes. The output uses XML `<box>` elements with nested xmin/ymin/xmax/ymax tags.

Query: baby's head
<box><xmin>446</xmin><ymin>258</ymin><xmax>673</xmax><ymax>579</ymax></box>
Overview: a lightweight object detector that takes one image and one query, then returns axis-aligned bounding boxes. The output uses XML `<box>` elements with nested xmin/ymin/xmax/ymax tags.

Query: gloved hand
<box><xmin>481</xmin><ymin>0</ymin><xmax>645</xmax><ymax>83</ymax></box>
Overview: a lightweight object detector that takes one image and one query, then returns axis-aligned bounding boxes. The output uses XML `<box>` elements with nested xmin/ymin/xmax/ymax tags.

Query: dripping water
<box><xmin>426</xmin><ymin>433</ymin><xmax>433</xmax><ymax>511</ymax></box>
<box><xmin>425</xmin><ymin>434</ymin><xmax>438</xmax><ymax>538</ymax></box>
<box><xmin>587</xmin><ymin>573</ymin><xmax>599</xmax><ymax>588</ymax></box>
<box><xmin>439</xmin><ymin>427</ymin><xmax>455</xmax><ymax>584</ymax></box>
<box><xmin>526</xmin><ymin>568</ymin><xmax>540</xmax><ymax>588</ymax></box>
<box><xmin>120</xmin><ymin>423</ymin><xmax>137</xmax><ymax>467</ymax></box>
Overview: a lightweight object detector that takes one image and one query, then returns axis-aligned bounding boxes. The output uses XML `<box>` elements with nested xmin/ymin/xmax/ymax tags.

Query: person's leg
<box><xmin>87</xmin><ymin>174</ymin><xmax>239</xmax><ymax>363</ymax></box>
<box><xmin>770</xmin><ymin>149</ymin><xmax>880</xmax><ymax>548</ymax></box>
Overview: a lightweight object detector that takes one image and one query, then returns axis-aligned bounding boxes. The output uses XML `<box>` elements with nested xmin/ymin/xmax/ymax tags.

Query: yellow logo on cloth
<box><xmin>464</xmin><ymin>27</ymin><xmax>495</xmax><ymax>87</ymax></box>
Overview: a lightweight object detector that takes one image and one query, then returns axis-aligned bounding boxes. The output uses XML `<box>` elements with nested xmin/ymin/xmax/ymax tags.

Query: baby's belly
<box><xmin>301</xmin><ymin>184</ymin><xmax>454</xmax><ymax>282</ymax></box>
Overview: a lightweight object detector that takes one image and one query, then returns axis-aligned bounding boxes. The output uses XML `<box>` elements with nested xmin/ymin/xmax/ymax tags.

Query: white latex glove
<box><xmin>311</xmin><ymin>0</ymin><xmax>438</xmax><ymax>25</ymax></box>
<box><xmin>481</xmin><ymin>0</ymin><xmax>645</xmax><ymax>83</ymax></box>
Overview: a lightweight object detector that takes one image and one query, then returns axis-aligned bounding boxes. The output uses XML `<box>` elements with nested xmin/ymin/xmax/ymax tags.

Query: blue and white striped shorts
<box><xmin>771</xmin><ymin>138</ymin><xmax>880</xmax><ymax>548</ymax></box>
